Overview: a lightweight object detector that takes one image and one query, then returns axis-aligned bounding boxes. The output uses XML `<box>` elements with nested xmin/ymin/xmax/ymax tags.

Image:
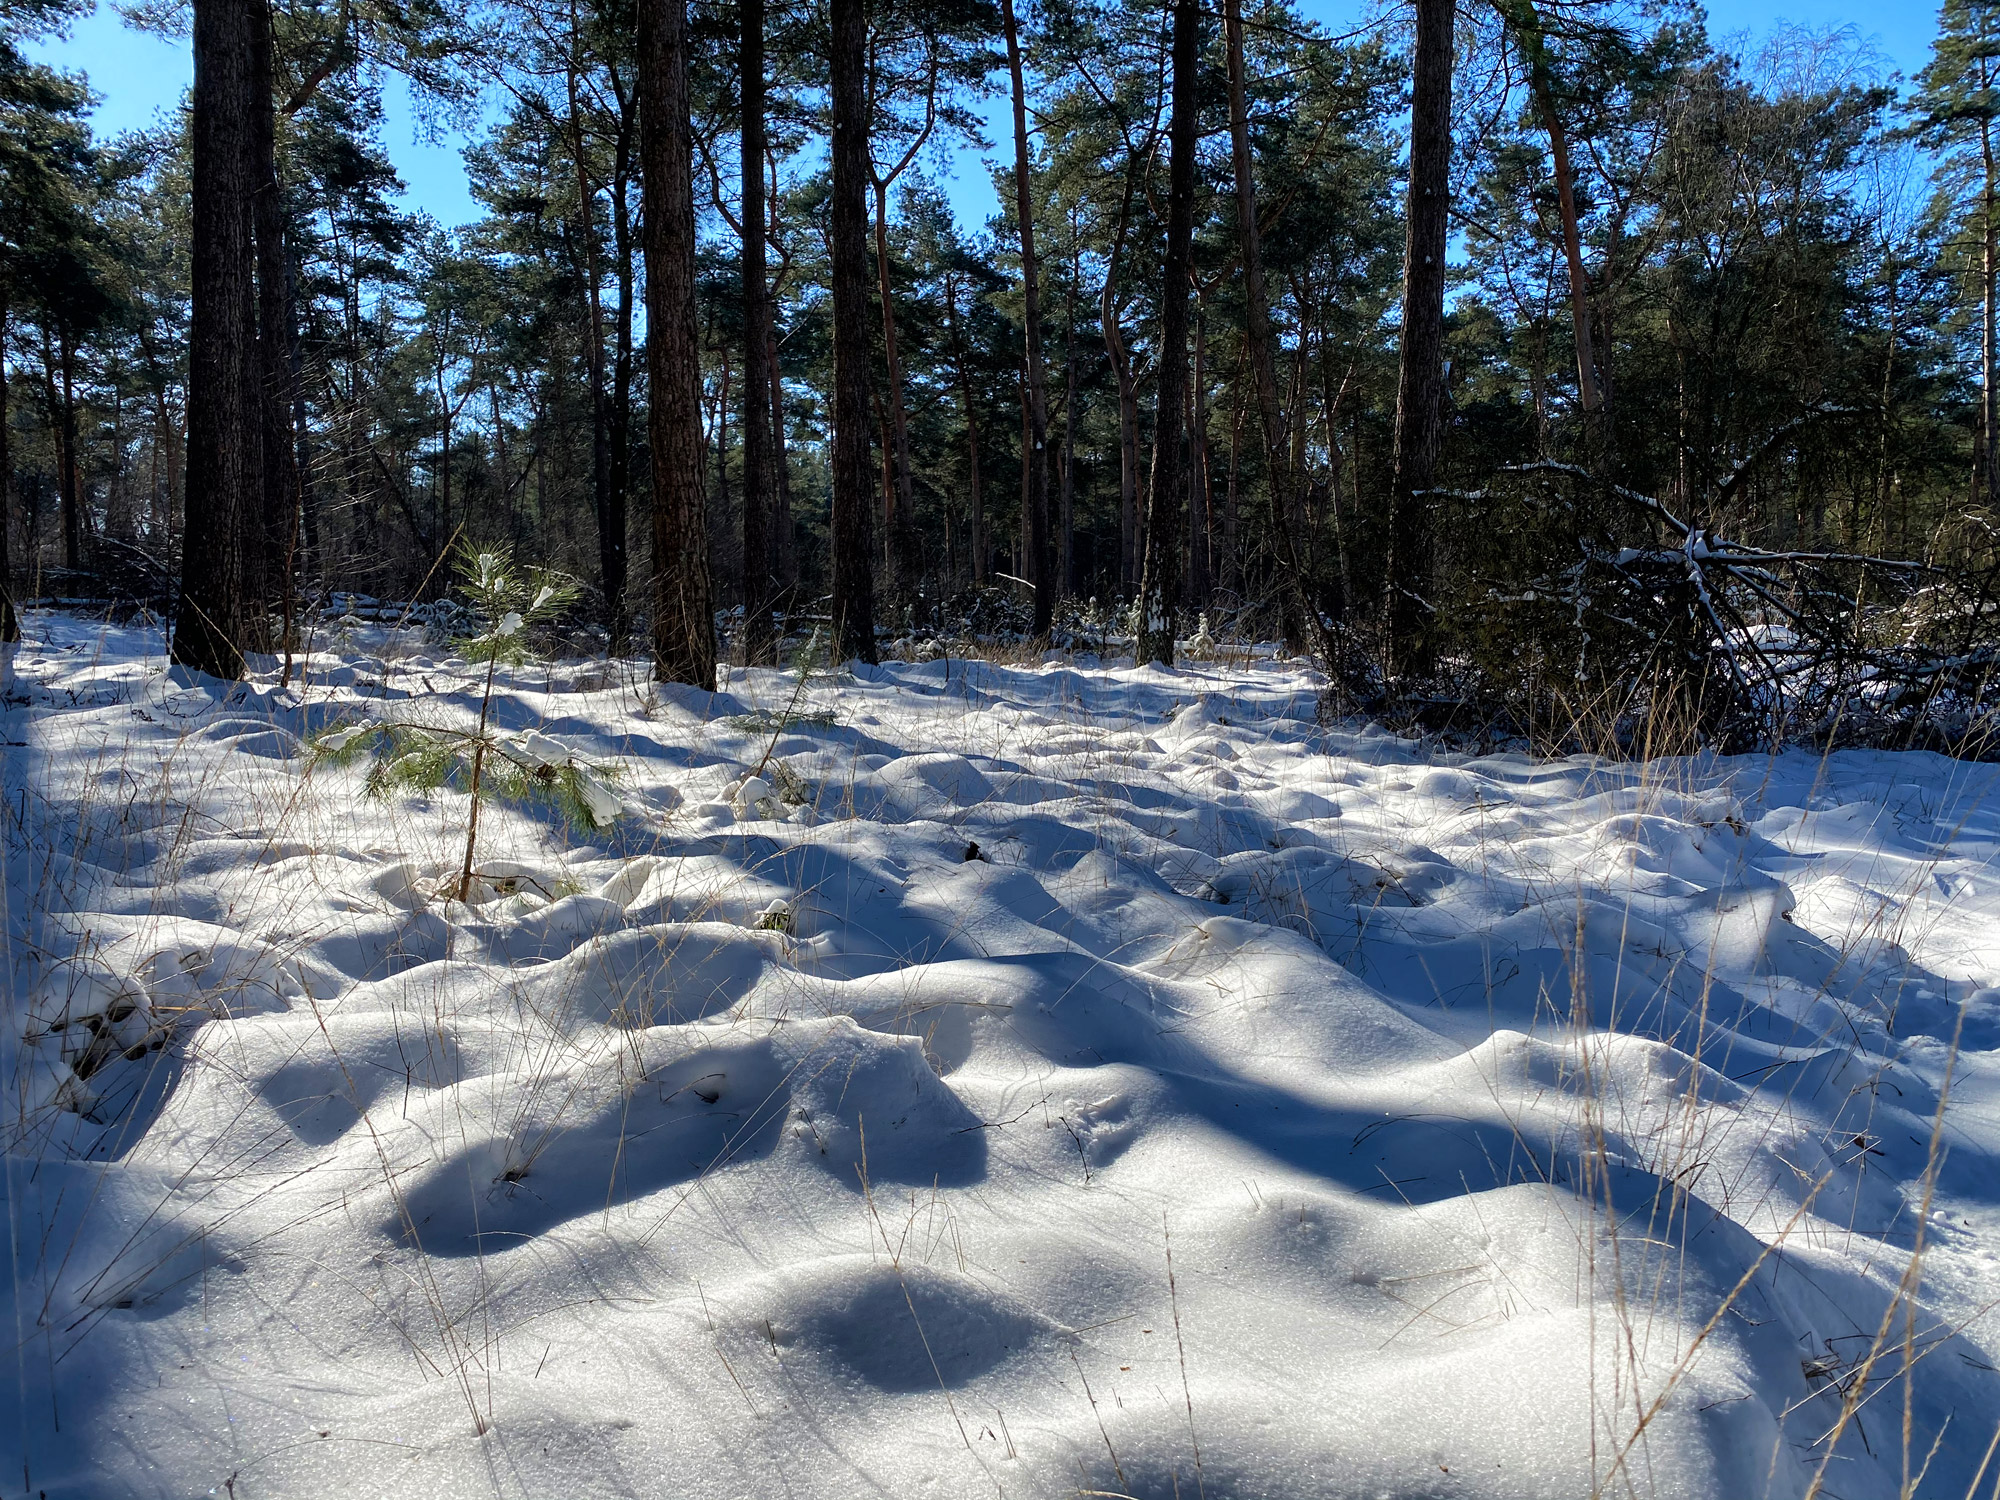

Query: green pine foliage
<box><xmin>309</xmin><ymin>546</ymin><xmax>623</xmax><ymax>899</ymax></box>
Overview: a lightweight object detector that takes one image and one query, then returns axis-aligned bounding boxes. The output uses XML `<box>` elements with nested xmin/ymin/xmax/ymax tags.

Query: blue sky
<box><xmin>28</xmin><ymin>0</ymin><xmax>1943</xmax><ymax>234</ymax></box>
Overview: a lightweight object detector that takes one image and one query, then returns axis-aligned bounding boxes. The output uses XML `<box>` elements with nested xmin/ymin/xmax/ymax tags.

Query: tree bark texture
<box><xmin>1386</xmin><ymin>0</ymin><xmax>1453</xmax><ymax>676</ymax></box>
<box><xmin>0</xmin><ymin>294</ymin><xmax>15</xmax><ymax>642</ymax></box>
<box><xmin>1136</xmin><ymin>0</ymin><xmax>1198</xmax><ymax>666</ymax></box>
<box><xmin>640</xmin><ymin>0</ymin><xmax>717</xmax><ymax>688</ymax></box>
<box><xmin>176</xmin><ymin>0</ymin><xmax>259</xmax><ymax>680</ymax></box>
<box><xmin>251</xmin><ymin>0</ymin><xmax>298</xmax><ymax>647</ymax></box>
<box><xmin>740</xmin><ymin>0</ymin><xmax>775</xmax><ymax>663</ymax></box>
<box><xmin>828</xmin><ymin>0</ymin><xmax>878</xmax><ymax>662</ymax></box>
<box><xmin>1002</xmin><ymin>0</ymin><xmax>1052</xmax><ymax>635</ymax></box>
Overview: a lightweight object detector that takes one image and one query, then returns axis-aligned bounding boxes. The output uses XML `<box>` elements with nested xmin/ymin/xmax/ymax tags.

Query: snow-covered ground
<box><xmin>7</xmin><ymin>609</ymin><xmax>2000</xmax><ymax>1499</ymax></box>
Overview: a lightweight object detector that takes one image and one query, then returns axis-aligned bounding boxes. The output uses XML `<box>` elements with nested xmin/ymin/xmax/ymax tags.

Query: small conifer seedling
<box><xmin>310</xmin><ymin>545</ymin><xmax>623</xmax><ymax>902</ymax></box>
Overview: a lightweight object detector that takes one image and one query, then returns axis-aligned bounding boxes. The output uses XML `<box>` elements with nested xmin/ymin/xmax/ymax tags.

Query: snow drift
<box><xmin>5</xmin><ymin>613</ymin><xmax>2000</xmax><ymax>1498</ymax></box>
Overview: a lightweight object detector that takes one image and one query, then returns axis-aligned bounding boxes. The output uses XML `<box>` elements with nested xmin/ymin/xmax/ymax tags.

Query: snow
<box><xmin>6</xmin><ymin>610</ymin><xmax>2000</xmax><ymax>1498</ymax></box>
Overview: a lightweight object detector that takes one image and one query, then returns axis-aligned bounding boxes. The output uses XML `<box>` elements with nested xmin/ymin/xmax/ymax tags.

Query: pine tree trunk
<box><xmin>568</xmin><ymin>41</ymin><xmax>626</xmax><ymax>654</ymax></box>
<box><xmin>1188</xmin><ymin>309</ymin><xmax>1210</xmax><ymax>610</ymax></box>
<box><xmin>1106</xmin><ymin>308</ymin><xmax>1140</xmax><ymax>590</ymax></box>
<box><xmin>828</xmin><ymin>0</ymin><xmax>878</xmax><ymax>662</ymax></box>
<box><xmin>608</xmin><ymin>117</ymin><xmax>636</xmax><ymax>649</ymax></box>
<box><xmin>770</xmin><ymin>334</ymin><xmax>797</xmax><ymax>590</ymax></box>
<box><xmin>1386</xmin><ymin>0</ymin><xmax>1453</xmax><ymax>678</ymax></box>
<box><xmin>740</xmin><ymin>0</ymin><xmax>774</xmax><ymax>664</ymax></box>
<box><xmin>249</xmin><ymin>0</ymin><xmax>294</xmax><ymax>650</ymax></box>
<box><xmin>1098</xmin><ymin>167</ymin><xmax>1143</xmax><ymax>593</ymax></box>
<box><xmin>57</xmin><ymin>330</ymin><xmax>79</xmax><ymax>572</ymax></box>
<box><xmin>1225</xmin><ymin>0</ymin><xmax>1313</xmax><ymax>656</ymax></box>
<box><xmin>639</xmin><ymin>0</ymin><xmax>716</xmax><ymax>688</ymax></box>
<box><xmin>946</xmin><ymin>273</ymin><xmax>986</xmax><ymax>583</ymax></box>
<box><xmin>872</xmin><ymin>184</ymin><xmax>921</xmax><ymax>602</ymax></box>
<box><xmin>1002</xmin><ymin>0</ymin><xmax>1052</xmax><ymax>635</ymax></box>
<box><xmin>1985</xmin><ymin>118</ymin><xmax>1997</xmax><ymax>507</ymax></box>
<box><xmin>1136</xmin><ymin>0</ymin><xmax>1198</xmax><ymax>667</ymax></box>
<box><xmin>1060</xmin><ymin>244</ymin><xmax>1078</xmax><ymax>595</ymax></box>
<box><xmin>176</xmin><ymin>0</ymin><xmax>259</xmax><ymax>680</ymax></box>
<box><xmin>0</xmin><ymin>291</ymin><xmax>14</xmax><ymax>643</ymax></box>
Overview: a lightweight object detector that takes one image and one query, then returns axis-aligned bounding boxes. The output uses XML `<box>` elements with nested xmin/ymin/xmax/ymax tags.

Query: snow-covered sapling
<box><xmin>310</xmin><ymin>545</ymin><xmax>623</xmax><ymax>902</ymax></box>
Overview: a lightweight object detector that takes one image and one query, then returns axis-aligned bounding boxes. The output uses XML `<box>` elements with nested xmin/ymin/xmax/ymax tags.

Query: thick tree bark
<box><xmin>639</xmin><ymin>0</ymin><xmax>716</xmax><ymax>688</ymax></box>
<box><xmin>740</xmin><ymin>0</ymin><xmax>774</xmax><ymax>664</ymax></box>
<box><xmin>249</xmin><ymin>0</ymin><xmax>295</xmax><ymax>649</ymax></box>
<box><xmin>176</xmin><ymin>0</ymin><xmax>259</xmax><ymax>680</ymax></box>
<box><xmin>1386</xmin><ymin>0</ymin><xmax>1454</xmax><ymax>677</ymax></box>
<box><xmin>1136</xmin><ymin>0</ymin><xmax>1198</xmax><ymax>666</ymax></box>
<box><xmin>828</xmin><ymin>0</ymin><xmax>878</xmax><ymax>661</ymax></box>
<box><xmin>0</xmin><ymin>293</ymin><xmax>14</xmax><ymax>643</ymax></box>
<box><xmin>1001</xmin><ymin>0</ymin><xmax>1052</xmax><ymax>635</ymax></box>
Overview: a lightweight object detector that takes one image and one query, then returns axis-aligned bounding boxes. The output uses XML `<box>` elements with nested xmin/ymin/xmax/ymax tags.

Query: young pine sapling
<box><xmin>310</xmin><ymin>545</ymin><xmax>623</xmax><ymax>902</ymax></box>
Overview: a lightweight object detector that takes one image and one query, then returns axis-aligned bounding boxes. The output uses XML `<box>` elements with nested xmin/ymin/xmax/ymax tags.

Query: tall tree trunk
<box><xmin>1061</xmin><ymin>246</ymin><xmax>1077</xmax><ymax>595</ymax></box>
<box><xmin>57</xmin><ymin>329</ymin><xmax>79</xmax><ymax>572</ymax></box>
<box><xmin>1136</xmin><ymin>0</ymin><xmax>1198</xmax><ymax>666</ymax></box>
<box><xmin>1500</xmin><ymin>0</ymin><xmax>1599</xmax><ymax>416</ymax></box>
<box><xmin>946</xmin><ymin>272</ymin><xmax>986</xmax><ymax>583</ymax></box>
<box><xmin>249</xmin><ymin>0</ymin><xmax>295</xmax><ymax>649</ymax></box>
<box><xmin>568</xmin><ymin>31</ymin><xmax>627</xmax><ymax>651</ymax></box>
<box><xmin>1985</xmin><ymin>115</ymin><xmax>1997</xmax><ymax>507</ymax></box>
<box><xmin>872</xmin><ymin>184</ymin><xmax>921</xmax><ymax>600</ymax></box>
<box><xmin>1105</xmin><ymin>296</ymin><xmax>1140</xmax><ymax>591</ymax></box>
<box><xmin>176</xmin><ymin>0</ymin><xmax>259</xmax><ymax>680</ymax></box>
<box><xmin>1187</xmin><ymin>306</ymin><xmax>1210</xmax><ymax>609</ymax></box>
<box><xmin>740</xmin><ymin>0</ymin><xmax>775</xmax><ymax>663</ymax></box>
<box><xmin>1224</xmin><ymin>369</ymin><xmax>1243</xmax><ymax>598</ymax></box>
<box><xmin>639</xmin><ymin>0</ymin><xmax>716</xmax><ymax>688</ymax></box>
<box><xmin>608</xmin><ymin>121</ymin><xmax>637</xmax><ymax>648</ymax></box>
<box><xmin>828</xmin><ymin>0</ymin><xmax>878</xmax><ymax>661</ymax></box>
<box><xmin>770</xmin><ymin>333</ymin><xmax>797</xmax><ymax>589</ymax></box>
<box><xmin>0</xmin><ymin>292</ymin><xmax>14</xmax><ymax>642</ymax></box>
<box><xmin>1386</xmin><ymin>0</ymin><xmax>1454</xmax><ymax>677</ymax></box>
<box><xmin>1225</xmin><ymin>0</ymin><xmax>1313</xmax><ymax>657</ymax></box>
<box><xmin>1099</xmin><ymin>164</ymin><xmax>1143</xmax><ymax>592</ymax></box>
<box><xmin>1002</xmin><ymin>0</ymin><xmax>1052</xmax><ymax>634</ymax></box>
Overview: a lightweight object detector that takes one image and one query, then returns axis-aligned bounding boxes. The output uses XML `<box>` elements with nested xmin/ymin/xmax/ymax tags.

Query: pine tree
<box><xmin>1913</xmin><ymin>0</ymin><xmax>2000</xmax><ymax>505</ymax></box>
<box><xmin>1386</xmin><ymin>0</ymin><xmax>1454</xmax><ymax>677</ymax></box>
<box><xmin>1134</xmin><ymin>0</ymin><xmax>1197</xmax><ymax>667</ymax></box>
<box><xmin>175</xmin><ymin>0</ymin><xmax>262</xmax><ymax>680</ymax></box>
<box><xmin>828</xmin><ymin>0</ymin><xmax>878</xmax><ymax>663</ymax></box>
<box><xmin>0</xmin><ymin>12</ymin><xmax>96</xmax><ymax>643</ymax></box>
<box><xmin>639</xmin><ymin>0</ymin><xmax>717</xmax><ymax>688</ymax></box>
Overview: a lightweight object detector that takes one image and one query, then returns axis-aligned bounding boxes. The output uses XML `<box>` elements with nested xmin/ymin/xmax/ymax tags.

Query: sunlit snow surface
<box><xmin>7</xmin><ymin>610</ymin><xmax>2000</xmax><ymax>1499</ymax></box>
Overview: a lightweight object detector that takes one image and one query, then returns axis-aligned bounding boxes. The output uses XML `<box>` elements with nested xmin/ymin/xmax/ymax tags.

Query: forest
<box><xmin>20</xmin><ymin>6</ymin><xmax>2000</xmax><ymax>1494</ymax></box>
<box><xmin>3</xmin><ymin>0</ymin><xmax>1999</xmax><ymax>749</ymax></box>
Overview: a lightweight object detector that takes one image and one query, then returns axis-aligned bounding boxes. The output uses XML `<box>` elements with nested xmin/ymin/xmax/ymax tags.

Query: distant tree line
<box><xmin>4</xmin><ymin>0</ymin><xmax>2000</xmax><ymax>743</ymax></box>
